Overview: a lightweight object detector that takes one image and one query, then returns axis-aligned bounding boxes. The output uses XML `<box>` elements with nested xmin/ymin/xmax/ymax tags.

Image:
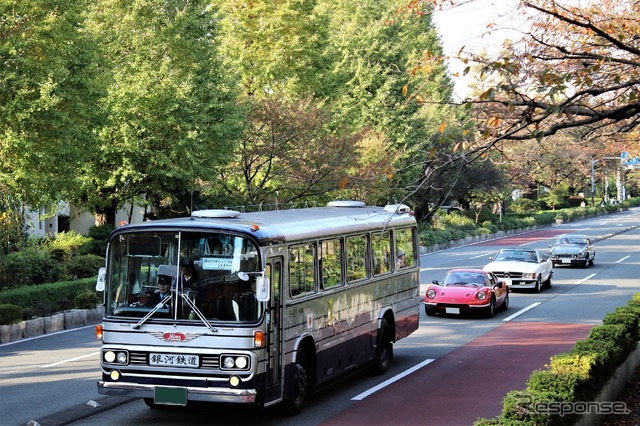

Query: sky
<box><xmin>431</xmin><ymin>0</ymin><xmax>522</xmax><ymax>99</ymax></box>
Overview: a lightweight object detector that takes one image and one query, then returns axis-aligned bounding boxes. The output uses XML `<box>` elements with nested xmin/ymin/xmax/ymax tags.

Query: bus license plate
<box><xmin>149</xmin><ymin>353</ymin><xmax>199</xmax><ymax>368</ymax></box>
<box><xmin>445</xmin><ymin>307</ymin><xmax>460</xmax><ymax>315</ymax></box>
<box><xmin>154</xmin><ymin>386</ymin><xmax>187</xmax><ymax>406</ymax></box>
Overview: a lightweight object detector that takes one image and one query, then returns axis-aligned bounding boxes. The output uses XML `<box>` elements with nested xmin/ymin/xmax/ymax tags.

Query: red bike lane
<box><xmin>320</xmin><ymin>321</ymin><xmax>593</xmax><ymax>426</ymax></box>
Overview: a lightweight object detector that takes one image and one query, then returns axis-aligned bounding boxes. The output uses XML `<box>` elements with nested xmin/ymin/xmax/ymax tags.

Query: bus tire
<box><xmin>371</xmin><ymin>319</ymin><xmax>392</xmax><ymax>375</ymax></box>
<box><xmin>282</xmin><ymin>348</ymin><xmax>309</xmax><ymax>415</ymax></box>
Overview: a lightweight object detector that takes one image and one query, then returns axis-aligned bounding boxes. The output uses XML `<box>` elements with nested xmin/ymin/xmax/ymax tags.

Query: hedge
<box><xmin>474</xmin><ymin>293</ymin><xmax>640</xmax><ymax>426</ymax></box>
<box><xmin>0</xmin><ymin>278</ymin><xmax>97</xmax><ymax>322</ymax></box>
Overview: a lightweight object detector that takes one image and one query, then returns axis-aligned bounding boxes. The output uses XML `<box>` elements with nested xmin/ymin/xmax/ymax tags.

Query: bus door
<box><xmin>263</xmin><ymin>257</ymin><xmax>284</xmax><ymax>403</ymax></box>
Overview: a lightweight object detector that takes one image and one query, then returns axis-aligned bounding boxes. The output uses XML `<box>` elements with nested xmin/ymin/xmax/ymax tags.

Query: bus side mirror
<box><xmin>256</xmin><ymin>275</ymin><xmax>270</xmax><ymax>302</ymax></box>
<box><xmin>96</xmin><ymin>267</ymin><xmax>106</xmax><ymax>291</ymax></box>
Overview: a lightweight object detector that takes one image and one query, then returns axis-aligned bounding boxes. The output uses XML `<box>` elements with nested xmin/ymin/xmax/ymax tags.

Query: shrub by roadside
<box><xmin>0</xmin><ymin>278</ymin><xmax>98</xmax><ymax>322</ymax></box>
<box><xmin>474</xmin><ymin>293</ymin><xmax>640</xmax><ymax>426</ymax></box>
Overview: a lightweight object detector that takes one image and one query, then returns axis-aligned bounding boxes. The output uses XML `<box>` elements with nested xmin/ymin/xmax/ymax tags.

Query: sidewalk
<box><xmin>320</xmin><ymin>322</ymin><xmax>593</xmax><ymax>426</ymax></box>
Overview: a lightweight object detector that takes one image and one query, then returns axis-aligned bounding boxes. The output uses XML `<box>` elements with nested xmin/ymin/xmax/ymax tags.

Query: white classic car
<box><xmin>483</xmin><ymin>248</ymin><xmax>553</xmax><ymax>292</ymax></box>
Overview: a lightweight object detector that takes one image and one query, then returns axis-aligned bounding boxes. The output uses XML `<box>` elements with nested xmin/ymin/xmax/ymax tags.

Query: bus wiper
<box><xmin>179</xmin><ymin>292</ymin><xmax>217</xmax><ymax>332</ymax></box>
<box><xmin>133</xmin><ymin>294</ymin><xmax>172</xmax><ymax>329</ymax></box>
<box><xmin>133</xmin><ymin>292</ymin><xmax>217</xmax><ymax>332</ymax></box>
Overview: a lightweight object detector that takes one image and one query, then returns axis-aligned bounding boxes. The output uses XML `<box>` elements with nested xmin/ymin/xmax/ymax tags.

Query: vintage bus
<box><xmin>95</xmin><ymin>201</ymin><xmax>420</xmax><ymax>413</ymax></box>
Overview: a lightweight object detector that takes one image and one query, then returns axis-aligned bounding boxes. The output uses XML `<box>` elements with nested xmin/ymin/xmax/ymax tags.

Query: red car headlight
<box><xmin>426</xmin><ymin>289</ymin><xmax>436</xmax><ymax>299</ymax></box>
<box><xmin>477</xmin><ymin>291</ymin><xmax>487</xmax><ymax>301</ymax></box>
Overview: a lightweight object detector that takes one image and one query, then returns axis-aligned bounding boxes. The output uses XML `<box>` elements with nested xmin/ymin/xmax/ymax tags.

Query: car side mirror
<box><xmin>432</xmin><ymin>280</ymin><xmax>439</xmax><ymax>285</ymax></box>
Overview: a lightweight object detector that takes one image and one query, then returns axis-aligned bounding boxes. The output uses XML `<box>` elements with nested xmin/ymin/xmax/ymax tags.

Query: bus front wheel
<box><xmin>282</xmin><ymin>348</ymin><xmax>309</xmax><ymax>415</ymax></box>
<box><xmin>372</xmin><ymin>319</ymin><xmax>392</xmax><ymax>375</ymax></box>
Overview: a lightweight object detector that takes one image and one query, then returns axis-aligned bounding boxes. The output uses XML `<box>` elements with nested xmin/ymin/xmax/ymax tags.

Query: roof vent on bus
<box><xmin>327</xmin><ymin>200</ymin><xmax>366</xmax><ymax>208</ymax></box>
<box><xmin>384</xmin><ymin>204</ymin><xmax>411</xmax><ymax>214</ymax></box>
<box><xmin>191</xmin><ymin>209</ymin><xmax>241</xmax><ymax>219</ymax></box>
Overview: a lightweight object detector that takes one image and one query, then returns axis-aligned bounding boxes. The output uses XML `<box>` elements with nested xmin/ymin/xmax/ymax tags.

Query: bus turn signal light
<box><xmin>96</xmin><ymin>325</ymin><xmax>103</xmax><ymax>340</ymax></box>
<box><xmin>254</xmin><ymin>331</ymin><xmax>265</xmax><ymax>348</ymax></box>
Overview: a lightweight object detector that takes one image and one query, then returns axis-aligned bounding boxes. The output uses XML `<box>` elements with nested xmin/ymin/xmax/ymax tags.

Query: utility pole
<box><xmin>591</xmin><ymin>157</ymin><xmax>621</xmax><ymax>205</ymax></box>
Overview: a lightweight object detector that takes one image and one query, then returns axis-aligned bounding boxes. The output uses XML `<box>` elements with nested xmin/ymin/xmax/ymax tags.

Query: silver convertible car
<box><xmin>483</xmin><ymin>248</ymin><xmax>553</xmax><ymax>292</ymax></box>
<box><xmin>548</xmin><ymin>233</ymin><xmax>595</xmax><ymax>268</ymax></box>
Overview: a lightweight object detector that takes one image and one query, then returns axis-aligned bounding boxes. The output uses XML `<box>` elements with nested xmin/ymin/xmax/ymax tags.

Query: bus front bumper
<box><xmin>98</xmin><ymin>381</ymin><xmax>257</xmax><ymax>404</ymax></box>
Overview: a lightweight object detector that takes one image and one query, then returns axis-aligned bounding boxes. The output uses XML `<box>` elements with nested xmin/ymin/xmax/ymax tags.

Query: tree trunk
<box><xmin>94</xmin><ymin>203</ymin><xmax>117</xmax><ymax>227</ymax></box>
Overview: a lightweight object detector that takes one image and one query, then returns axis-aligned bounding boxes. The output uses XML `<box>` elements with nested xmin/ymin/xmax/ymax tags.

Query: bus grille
<box><xmin>128</xmin><ymin>351</ymin><xmax>220</xmax><ymax>369</ymax></box>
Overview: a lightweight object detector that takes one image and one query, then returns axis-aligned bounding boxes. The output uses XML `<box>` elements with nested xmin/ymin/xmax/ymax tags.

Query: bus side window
<box><xmin>395</xmin><ymin>228</ymin><xmax>416</xmax><ymax>270</ymax></box>
<box><xmin>346</xmin><ymin>235</ymin><xmax>367</xmax><ymax>282</ymax></box>
<box><xmin>320</xmin><ymin>238</ymin><xmax>343</xmax><ymax>289</ymax></box>
<box><xmin>289</xmin><ymin>243</ymin><xmax>315</xmax><ymax>297</ymax></box>
<box><xmin>371</xmin><ymin>232</ymin><xmax>391</xmax><ymax>276</ymax></box>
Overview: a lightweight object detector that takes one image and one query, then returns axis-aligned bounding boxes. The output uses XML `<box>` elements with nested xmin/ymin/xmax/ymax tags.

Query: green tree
<box><xmin>81</xmin><ymin>0</ymin><xmax>245</xmax><ymax>224</ymax></box>
<box><xmin>320</xmin><ymin>0</ymin><xmax>471</xmax><ymax>210</ymax></box>
<box><xmin>216</xmin><ymin>0</ymin><xmax>332</xmax><ymax>99</ymax></box>
<box><xmin>0</xmin><ymin>0</ymin><xmax>103</xmax><ymax>209</ymax></box>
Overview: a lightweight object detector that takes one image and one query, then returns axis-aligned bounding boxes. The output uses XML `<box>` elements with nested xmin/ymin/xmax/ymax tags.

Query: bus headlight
<box><xmin>221</xmin><ymin>355</ymin><xmax>250</xmax><ymax>370</ymax></box>
<box><xmin>103</xmin><ymin>350</ymin><xmax>128</xmax><ymax>365</ymax></box>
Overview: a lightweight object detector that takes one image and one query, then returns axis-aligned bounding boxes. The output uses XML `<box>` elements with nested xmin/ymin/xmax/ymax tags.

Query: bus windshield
<box><xmin>105</xmin><ymin>230</ymin><xmax>263</xmax><ymax>323</ymax></box>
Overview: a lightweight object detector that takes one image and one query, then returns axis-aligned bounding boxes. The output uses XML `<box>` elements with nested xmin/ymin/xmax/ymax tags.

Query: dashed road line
<box><xmin>351</xmin><ymin>358</ymin><xmax>435</xmax><ymax>400</ymax></box>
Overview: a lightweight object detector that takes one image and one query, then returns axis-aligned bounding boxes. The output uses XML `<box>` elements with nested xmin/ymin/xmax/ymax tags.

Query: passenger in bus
<box><xmin>180</xmin><ymin>261</ymin><xmax>199</xmax><ymax>287</ymax></box>
<box><xmin>146</xmin><ymin>274</ymin><xmax>173</xmax><ymax>307</ymax></box>
<box><xmin>396</xmin><ymin>250</ymin><xmax>406</xmax><ymax>269</ymax></box>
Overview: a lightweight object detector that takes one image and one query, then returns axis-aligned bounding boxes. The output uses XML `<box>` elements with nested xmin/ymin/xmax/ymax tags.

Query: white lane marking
<box><xmin>518</xmin><ymin>241</ymin><xmax>535</xmax><ymax>246</ymax></box>
<box><xmin>351</xmin><ymin>358</ymin><xmax>435</xmax><ymax>400</ymax></box>
<box><xmin>40</xmin><ymin>351</ymin><xmax>99</xmax><ymax>368</ymax></box>
<box><xmin>616</xmin><ymin>256</ymin><xmax>631</xmax><ymax>263</ymax></box>
<box><xmin>502</xmin><ymin>303</ymin><xmax>541</xmax><ymax>322</ymax></box>
<box><xmin>577</xmin><ymin>273</ymin><xmax>597</xmax><ymax>285</ymax></box>
<box><xmin>470</xmin><ymin>252</ymin><xmax>492</xmax><ymax>259</ymax></box>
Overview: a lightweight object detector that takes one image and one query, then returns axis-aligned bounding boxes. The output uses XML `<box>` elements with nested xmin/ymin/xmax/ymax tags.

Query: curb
<box><xmin>0</xmin><ymin>306</ymin><xmax>104</xmax><ymax>345</ymax></box>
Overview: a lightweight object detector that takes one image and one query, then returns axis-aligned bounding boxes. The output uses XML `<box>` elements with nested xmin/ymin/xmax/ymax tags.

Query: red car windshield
<box><xmin>444</xmin><ymin>272</ymin><xmax>487</xmax><ymax>286</ymax></box>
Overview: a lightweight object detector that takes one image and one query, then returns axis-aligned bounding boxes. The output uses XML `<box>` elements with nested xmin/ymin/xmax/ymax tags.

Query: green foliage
<box><xmin>62</xmin><ymin>254</ymin><xmax>105</xmax><ymax>279</ymax></box>
<box><xmin>49</xmin><ymin>231</ymin><xmax>91</xmax><ymax>261</ymax></box>
<box><xmin>81</xmin><ymin>0</ymin><xmax>245</xmax><ymax>219</ymax></box>
<box><xmin>0</xmin><ymin>248</ymin><xmax>62</xmax><ymax>290</ymax></box>
<box><xmin>0</xmin><ymin>278</ymin><xmax>95</xmax><ymax>318</ymax></box>
<box><xmin>0</xmin><ymin>304</ymin><xmax>22</xmax><ymax>325</ymax></box>
<box><xmin>78</xmin><ymin>224</ymin><xmax>114</xmax><ymax>256</ymax></box>
<box><xmin>539</xmin><ymin>184</ymin><xmax>570</xmax><ymax>210</ymax></box>
<box><xmin>73</xmin><ymin>291</ymin><xmax>100</xmax><ymax>309</ymax></box>
<box><xmin>508</xmin><ymin>198</ymin><xmax>542</xmax><ymax>213</ymax></box>
<box><xmin>0</xmin><ymin>190</ymin><xmax>29</xmax><ymax>254</ymax></box>
<box><xmin>603</xmin><ymin>306</ymin><xmax>640</xmax><ymax>337</ymax></box>
<box><xmin>1</xmin><ymin>0</ymin><xmax>103</xmax><ymax>208</ymax></box>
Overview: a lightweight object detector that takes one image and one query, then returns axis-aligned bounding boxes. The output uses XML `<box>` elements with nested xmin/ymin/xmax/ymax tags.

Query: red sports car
<box><xmin>424</xmin><ymin>269</ymin><xmax>509</xmax><ymax>318</ymax></box>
